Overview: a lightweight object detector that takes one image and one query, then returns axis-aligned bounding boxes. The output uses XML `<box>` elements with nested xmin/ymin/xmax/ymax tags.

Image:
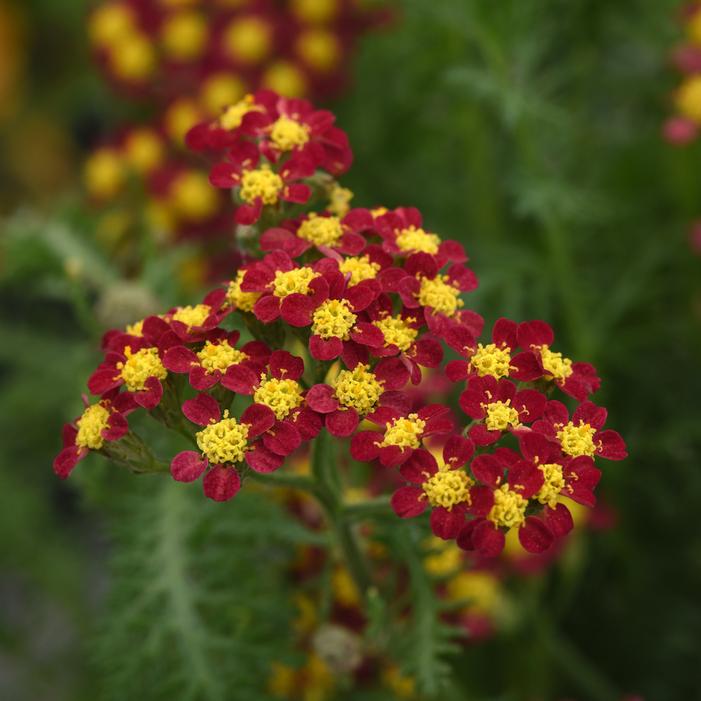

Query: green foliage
<box><xmin>92</xmin><ymin>478</ymin><xmax>321</xmax><ymax>701</ymax></box>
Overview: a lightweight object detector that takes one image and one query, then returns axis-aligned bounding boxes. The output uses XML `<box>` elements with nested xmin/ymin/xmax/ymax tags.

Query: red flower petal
<box><xmin>309</xmin><ymin>335</ymin><xmax>343</xmax><ymax>360</ymax></box>
<box><xmin>269</xmin><ymin>350</ymin><xmax>305</xmax><ymax>380</ymax></box>
<box><xmin>306</xmin><ymin>384</ymin><xmax>338</xmax><ymax>413</ymax></box>
<box><xmin>163</xmin><ymin>346</ymin><xmax>197</xmax><ymax>373</ymax></box>
<box><xmin>221</xmin><ymin>364</ymin><xmax>259</xmax><ymax>394</ymax></box>
<box><xmin>171</xmin><ymin>451</ymin><xmax>208</xmax><ymax>482</ymax></box>
<box><xmin>263</xmin><ymin>422</ymin><xmax>302</xmax><ymax>456</ymax></box>
<box><xmin>203</xmin><ymin>466</ymin><xmax>241</xmax><ymax>502</ymax></box>
<box><xmin>182</xmin><ymin>393</ymin><xmax>221</xmax><ymax>426</ymax></box>
<box><xmin>543</xmin><ymin>503</ymin><xmax>574</xmax><ymax>538</ymax></box>
<box><xmin>245</xmin><ymin>445</ymin><xmax>284</xmax><ymax>473</ymax></box>
<box><xmin>350</xmin><ymin>431</ymin><xmax>381</xmax><ymax>461</ymax></box>
<box><xmin>53</xmin><ymin>446</ymin><xmax>83</xmax><ymax>479</ymax></box>
<box><xmin>391</xmin><ymin>486</ymin><xmax>426</xmax><ymax>518</ymax></box>
<box><xmin>326</xmin><ymin>409</ymin><xmax>359</xmax><ymax>436</ymax></box>
<box><xmin>518</xmin><ymin>517</ymin><xmax>554</xmax><ymax>553</ymax></box>
<box><xmin>241</xmin><ymin>403</ymin><xmax>276</xmax><ymax>437</ymax></box>
<box><xmin>430</xmin><ymin>505</ymin><xmax>466</xmax><ymax>540</ymax></box>
<box><xmin>471</xmin><ymin>520</ymin><xmax>505</xmax><ymax>557</ymax></box>
<box><xmin>471</xmin><ymin>454</ymin><xmax>504</xmax><ymax>488</ymax></box>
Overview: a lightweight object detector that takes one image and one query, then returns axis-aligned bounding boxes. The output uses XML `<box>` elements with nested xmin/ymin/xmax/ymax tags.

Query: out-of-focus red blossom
<box><xmin>690</xmin><ymin>219</ymin><xmax>701</xmax><ymax>253</ymax></box>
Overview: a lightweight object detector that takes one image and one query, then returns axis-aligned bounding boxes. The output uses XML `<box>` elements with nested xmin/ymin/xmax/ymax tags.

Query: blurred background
<box><xmin>1</xmin><ymin>0</ymin><xmax>700</xmax><ymax>699</ymax></box>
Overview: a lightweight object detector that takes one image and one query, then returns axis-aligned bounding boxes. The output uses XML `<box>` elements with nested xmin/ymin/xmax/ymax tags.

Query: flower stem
<box><xmin>311</xmin><ymin>430</ymin><xmax>373</xmax><ymax>601</ymax></box>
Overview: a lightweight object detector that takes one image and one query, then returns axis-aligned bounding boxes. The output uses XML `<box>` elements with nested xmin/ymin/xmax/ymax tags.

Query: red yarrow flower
<box><xmin>170</xmin><ymin>393</ymin><xmax>291</xmax><ymax>501</ymax></box>
<box><xmin>209</xmin><ymin>141</ymin><xmax>314</xmax><ymax>225</ymax></box>
<box><xmin>259</xmin><ymin>208</ymin><xmax>373</xmax><ymax>259</ymax></box>
<box><xmin>532</xmin><ymin>400</ymin><xmax>627</xmax><ymax>462</ymax></box>
<box><xmin>88</xmin><ymin>338</ymin><xmax>169</xmax><ymax>409</ymax></box>
<box><xmin>305</xmin><ymin>362</ymin><xmax>408</xmax><ymax>436</ymax></box>
<box><xmin>350</xmin><ymin>404</ymin><xmax>454</xmax><ymax>467</ymax></box>
<box><xmin>376</xmin><ymin>207</ymin><xmax>467</xmax><ymax>267</ymax></box>
<box><xmin>458</xmin><ymin>376</ymin><xmax>546</xmax><ymax>446</ymax></box>
<box><xmin>163</xmin><ymin>331</ymin><xmax>270</xmax><ymax>391</ymax></box>
<box><xmin>54</xmin><ymin>392</ymin><xmax>134</xmax><ymax>479</ymax></box>
<box><xmin>517</xmin><ymin>320</ymin><xmax>601</xmax><ymax>401</ymax></box>
<box><xmin>390</xmin><ymin>437</ymin><xmax>476</xmax><ymax>539</ymax></box>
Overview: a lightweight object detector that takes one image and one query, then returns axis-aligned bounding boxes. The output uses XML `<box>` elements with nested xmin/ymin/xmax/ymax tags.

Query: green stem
<box><xmin>311</xmin><ymin>430</ymin><xmax>373</xmax><ymax>600</ymax></box>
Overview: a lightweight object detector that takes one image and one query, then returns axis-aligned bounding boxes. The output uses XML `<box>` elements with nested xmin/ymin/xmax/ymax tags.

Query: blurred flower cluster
<box><xmin>83</xmin><ymin>0</ymin><xmax>386</xmax><ymax>279</ymax></box>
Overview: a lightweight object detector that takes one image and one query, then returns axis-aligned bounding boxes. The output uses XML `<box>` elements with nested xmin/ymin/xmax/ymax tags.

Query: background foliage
<box><xmin>1</xmin><ymin>0</ymin><xmax>700</xmax><ymax>699</ymax></box>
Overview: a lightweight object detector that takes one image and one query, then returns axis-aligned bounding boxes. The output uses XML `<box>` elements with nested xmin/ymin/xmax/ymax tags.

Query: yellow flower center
<box><xmin>334</xmin><ymin>364</ymin><xmax>384</xmax><ymax>414</ymax></box>
<box><xmin>395</xmin><ymin>226</ymin><xmax>440</xmax><ymax>255</ymax></box>
<box><xmin>423</xmin><ymin>537</ymin><xmax>463</xmax><ymax>576</ymax></box>
<box><xmin>124</xmin><ymin>129</ymin><xmax>163</xmax><ymax>173</ymax></box>
<box><xmin>125</xmin><ymin>319</ymin><xmax>145</xmax><ymax>336</ymax></box>
<box><xmin>488</xmin><ymin>484</ymin><xmax>528</xmax><ymax>529</ymax></box>
<box><xmin>557</xmin><ymin>422</ymin><xmax>597</xmax><ymax>458</ymax></box>
<box><xmin>219</xmin><ymin>94</ymin><xmax>261</xmax><ymax>130</ymax></box>
<box><xmin>253</xmin><ymin>377</ymin><xmax>304</xmax><ymax>420</ymax></box>
<box><xmin>75</xmin><ymin>403</ymin><xmax>111</xmax><ymax>450</ymax></box>
<box><xmin>118</xmin><ymin>346</ymin><xmax>167</xmax><ymax>392</ymax></box>
<box><xmin>421</xmin><ymin>464</ymin><xmax>472</xmax><ymax>510</ymax></box>
<box><xmin>676</xmin><ymin>75</ymin><xmax>701</xmax><ymax>123</ymax></box>
<box><xmin>272</xmin><ymin>267</ymin><xmax>319</xmax><ymax>298</ymax></box>
<box><xmin>160</xmin><ymin>11</ymin><xmax>207</xmax><ymax>60</ymax></box>
<box><xmin>223</xmin><ymin>16</ymin><xmax>271</xmax><ymax>64</ymax></box>
<box><xmin>445</xmin><ymin>571</ymin><xmax>501</xmax><ymax>614</ymax></box>
<box><xmin>417</xmin><ymin>276</ymin><xmax>464</xmax><ymax>317</ymax></box>
<box><xmin>484</xmin><ymin>400</ymin><xmax>520</xmax><ymax>431</ymax></box>
<box><xmin>226</xmin><ymin>270</ymin><xmax>260</xmax><ymax>312</ymax></box>
<box><xmin>89</xmin><ymin>4</ymin><xmax>135</xmax><ymax>47</ymax></box>
<box><xmin>327</xmin><ymin>185</ymin><xmax>353</xmax><ymax>217</ymax></box>
<box><xmin>270</xmin><ymin>116</ymin><xmax>311</xmax><ymax>151</ymax></box>
<box><xmin>197</xmin><ymin>341</ymin><xmax>248</xmax><ymax>374</ymax></box>
<box><xmin>297</xmin><ymin>214</ymin><xmax>343</xmax><ymax>246</ymax></box>
<box><xmin>110</xmin><ymin>32</ymin><xmax>156</xmax><ymax>80</ymax></box>
<box><xmin>164</xmin><ymin>97</ymin><xmax>201</xmax><ymax>144</ymax></box>
<box><xmin>172</xmin><ymin>304</ymin><xmax>211</xmax><ymax>329</ymax></box>
<box><xmin>539</xmin><ymin>346</ymin><xmax>573</xmax><ymax>381</ymax></box>
<box><xmin>372</xmin><ymin>315</ymin><xmax>418</xmax><ymax>352</ymax></box>
<box><xmin>296</xmin><ymin>28</ymin><xmax>340</xmax><ymax>72</ymax></box>
<box><xmin>239</xmin><ymin>167</ymin><xmax>284</xmax><ymax>205</ymax></box>
<box><xmin>312</xmin><ymin>299</ymin><xmax>357</xmax><ymax>340</ymax></box>
<box><xmin>470</xmin><ymin>343</ymin><xmax>512</xmax><ymax>379</ymax></box>
<box><xmin>536</xmin><ymin>463</ymin><xmax>566</xmax><ymax>508</ymax></box>
<box><xmin>290</xmin><ymin>0</ymin><xmax>339</xmax><ymax>24</ymax></box>
<box><xmin>200</xmin><ymin>73</ymin><xmax>246</xmax><ymax>116</ymax></box>
<box><xmin>171</xmin><ymin>172</ymin><xmax>219</xmax><ymax>222</ymax></box>
<box><xmin>84</xmin><ymin>148</ymin><xmax>124</xmax><ymax>200</ymax></box>
<box><xmin>379</xmin><ymin>414</ymin><xmax>425</xmax><ymax>449</ymax></box>
<box><xmin>196</xmin><ymin>412</ymin><xmax>249</xmax><ymax>464</ymax></box>
<box><xmin>338</xmin><ymin>255</ymin><xmax>380</xmax><ymax>286</ymax></box>
<box><xmin>261</xmin><ymin>61</ymin><xmax>307</xmax><ymax>98</ymax></box>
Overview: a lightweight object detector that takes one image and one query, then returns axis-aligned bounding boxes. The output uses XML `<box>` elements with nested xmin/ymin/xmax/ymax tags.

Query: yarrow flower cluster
<box><xmin>83</xmin><ymin>0</ymin><xmax>384</xmax><ymax>257</ymax></box>
<box><xmin>57</xmin><ymin>90</ymin><xmax>626</xmax><ymax>562</ymax></box>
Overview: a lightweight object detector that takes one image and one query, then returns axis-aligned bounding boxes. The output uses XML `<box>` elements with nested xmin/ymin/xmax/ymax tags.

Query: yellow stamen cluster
<box><xmin>338</xmin><ymin>255</ymin><xmax>380</xmax><ymax>286</ymax></box>
<box><xmin>197</xmin><ymin>341</ymin><xmax>248</xmax><ymax>374</ymax></box>
<box><xmin>488</xmin><ymin>484</ymin><xmax>528</xmax><ymax>529</ymax></box>
<box><xmin>272</xmin><ymin>267</ymin><xmax>319</xmax><ymax>298</ymax></box>
<box><xmin>395</xmin><ymin>226</ymin><xmax>440</xmax><ymax>255</ymax></box>
<box><xmin>423</xmin><ymin>537</ymin><xmax>463</xmax><ymax>576</ymax></box>
<box><xmin>196</xmin><ymin>412</ymin><xmax>249</xmax><ymax>464</ymax></box>
<box><xmin>536</xmin><ymin>463</ymin><xmax>566</xmax><ymax>508</ymax></box>
<box><xmin>171</xmin><ymin>171</ymin><xmax>220</xmax><ymax>222</ymax></box>
<box><xmin>417</xmin><ymin>276</ymin><xmax>463</xmax><ymax>317</ymax></box>
<box><xmin>445</xmin><ymin>571</ymin><xmax>501</xmax><ymax>615</ymax></box>
<box><xmin>262</xmin><ymin>61</ymin><xmax>307</xmax><ymax>98</ymax></box>
<box><xmin>373</xmin><ymin>315</ymin><xmax>417</xmax><ymax>352</ymax></box>
<box><xmin>124</xmin><ymin>129</ymin><xmax>163</xmax><ymax>173</ymax></box>
<box><xmin>327</xmin><ymin>185</ymin><xmax>353</xmax><ymax>217</ymax></box>
<box><xmin>118</xmin><ymin>347</ymin><xmax>167</xmax><ymax>392</ymax></box>
<box><xmin>75</xmin><ymin>403</ymin><xmax>111</xmax><ymax>450</ymax></box>
<box><xmin>334</xmin><ymin>364</ymin><xmax>384</xmax><ymax>415</ymax></box>
<box><xmin>312</xmin><ymin>299</ymin><xmax>357</xmax><ymax>340</ymax></box>
<box><xmin>254</xmin><ymin>377</ymin><xmax>304</xmax><ymax>420</ymax></box>
<box><xmin>379</xmin><ymin>414</ymin><xmax>425</xmax><ymax>449</ymax></box>
<box><xmin>223</xmin><ymin>16</ymin><xmax>271</xmax><ymax>64</ymax></box>
<box><xmin>226</xmin><ymin>270</ymin><xmax>260</xmax><ymax>312</ymax></box>
<box><xmin>421</xmin><ymin>464</ymin><xmax>472</xmax><ymax>510</ymax></box>
<box><xmin>239</xmin><ymin>167</ymin><xmax>284</xmax><ymax>205</ymax></box>
<box><xmin>484</xmin><ymin>400</ymin><xmax>520</xmax><ymax>431</ymax></box>
<box><xmin>539</xmin><ymin>346</ymin><xmax>573</xmax><ymax>382</ymax></box>
<box><xmin>171</xmin><ymin>304</ymin><xmax>211</xmax><ymax>329</ymax></box>
<box><xmin>270</xmin><ymin>116</ymin><xmax>311</xmax><ymax>151</ymax></box>
<box><xmin>160</xmin><ymin>11</ymin><xmax>207</xmax><ymax>60</ymax></box>
<box><xmin>557</xmin><ymin>421</ymin><xmax>597</xmax><ymax>458</ymax></box>
<box><xmin>219</xmin><ymin>94</ymin><xmax>261</xmax><ymax>131</ymax></box>
<box><xmin>297</xmin><ymin>214</ymin><xmax>343</xmax><ymax>247</ymax></box>
<box><xmin>291</xmin><ymin>0</ymin><xmax>339</xmax><ymax>24</ymax></box>
<box><xmin>470</xmin><ymin>343</ymin><xmax>512</xmax><ymax>379</ymax></box>
<box><xmin>296</xmin><ymin>28</ymin><xmax>340</xmax><ymax>72</ymax></box>
<box><xmin>126</xmin><ymin>319</ymin><xmax>145</xmax><ymax>336</ymax></box>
